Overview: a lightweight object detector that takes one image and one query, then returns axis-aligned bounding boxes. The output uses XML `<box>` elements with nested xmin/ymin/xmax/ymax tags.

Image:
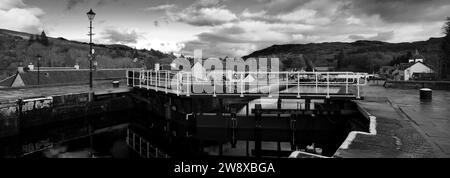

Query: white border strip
<box><xmin>289</xmin><ymin>102</ymin><xmax>377</xmax><ymax>158</ymax></box>
<box><xmin>289</xmin><ymin>151</ymin><xmax>330</xmax><ymax>158</ymax></box>
<box><xmin>338</xmin><ymin>103</ymin><xmax>377</xmax><ymax>150</ymax></box>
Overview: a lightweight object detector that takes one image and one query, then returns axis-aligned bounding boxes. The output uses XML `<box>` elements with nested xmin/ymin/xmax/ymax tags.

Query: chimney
<box><xmin>28</xmin><ymin>63</ymin><xmax>34</xmax><ymax>70</ymax></box>
<box><xmin>155</xmin><ymin>63</ymin><xmax>160</xmax><ymax>71</ymax></box>
<box><xmin>18</xmin><ymin>62</ymin><xmax>24</xmax><ymax>73</ymax></box>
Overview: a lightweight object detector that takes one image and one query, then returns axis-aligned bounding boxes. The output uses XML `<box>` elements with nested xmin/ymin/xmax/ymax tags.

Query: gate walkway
<box><xmin>127</xmin><ymin>70</ymin><xmax>368</xmax><ymax>99</ymax></box>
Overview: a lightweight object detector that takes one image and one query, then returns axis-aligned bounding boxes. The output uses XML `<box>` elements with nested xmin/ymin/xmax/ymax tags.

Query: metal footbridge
<box><xmin>126</xmin><ymin>70</ymin><xmax>367</xmax><ymax>100</ymax></box>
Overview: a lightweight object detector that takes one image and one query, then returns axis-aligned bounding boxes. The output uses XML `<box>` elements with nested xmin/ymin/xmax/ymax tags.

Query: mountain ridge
<box><xmin>0</xmin><ymin>28</ymin><xmax>176</xmax><ymax>79</ymax></box>
<box><xmin>244</xmin><ymin>37</ymin><xmax>444</xmax><ymax>73</ymax></box>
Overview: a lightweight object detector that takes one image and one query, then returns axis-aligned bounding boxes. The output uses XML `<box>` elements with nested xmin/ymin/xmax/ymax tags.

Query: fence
<box><xmin>126</xmin><ymin>128</ymin><xmax>169</xmax><ymax>158</ymax></box>
<box><xmin>127</xmin><ymin>70</ymin><xmax>368</xmax><ymax>99</ymax></box>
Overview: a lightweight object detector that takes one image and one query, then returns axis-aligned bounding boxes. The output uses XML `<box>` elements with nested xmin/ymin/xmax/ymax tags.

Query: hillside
<box><xmin>244</xmin><ymin>38</ymin><xmax>444</xmax><ymax>73</ymax></box>
<box><xmin>0</xmin><ymin>28</ymin><xmax>176</xmax><ymax>79</ymax></box>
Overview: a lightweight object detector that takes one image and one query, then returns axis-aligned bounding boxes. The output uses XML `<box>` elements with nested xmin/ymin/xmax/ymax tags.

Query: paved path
<box><xmin>0</xmin><ymin>80</ymin><xmax>130</xmax><ymax>103</ymax></box>
<box><xmin>364</xmin><ymin>86</ymin><xmax>450</xmax><ymax>157</ymax></box>
<box><xmin>335</xmin><ymin>85</ymin><xmax>450</xmax><ymax>158</ymax></box>
<box><xmin>334</xmin><ymin>96</ymin><xmax>439</xmax><ymax>158</ymax></box>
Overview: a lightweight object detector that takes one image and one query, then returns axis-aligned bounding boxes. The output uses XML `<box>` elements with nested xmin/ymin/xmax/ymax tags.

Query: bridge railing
<box><xmin>126</xmin><ymin>70</ymin><xmax>367</xmax><ymax>99</ymax></box>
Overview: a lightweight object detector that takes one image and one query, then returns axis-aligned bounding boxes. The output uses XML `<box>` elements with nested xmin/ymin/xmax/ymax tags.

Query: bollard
<box><xmin>112</xmin><ymin>80</ymin><xmax>119</xmax><ymax>88</ymax></box>
<box><xmin>420</xmin><ymin>88</ymin><xmax>432</xmax><ymax>101</ymax></box>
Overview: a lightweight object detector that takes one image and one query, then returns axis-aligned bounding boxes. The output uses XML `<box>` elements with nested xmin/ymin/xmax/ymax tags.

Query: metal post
<box><xmin>165</xmin><ymin>70</ymin><xmax>168</xmax><ymax>93</ymax></box>
<box><xmin>149</xmin><ymin>71</ymin><xmax>152</xmax><ymax>85</ymax></box>
<box><xmin>357</xmin><ymin>76</ymin><xmax>360</xmax><ymax>99</ymax></box>
<box><xmin>187</xmin><ymin>73</ymin><xmax>190</xmax><ymax>96</ymax></box>
<box><xmin>286</xmin><ymin>73</ymin><xmax>288</xmax><ymax>93</ymax></box>
<box><xmin>327</xmin><ymin>72</ymin><xmax>330</xmax><ymax>98</ymax></box>
<box><xmin>37</xmin><ymin>55</ymin><xmax>41</xmax><ymax>85</ymax></box>
<box><xmin>176</xmin><ymin>72</ymin><xmax>180</xmax><ymax>96</ymax></box>
<box><xmin>240</xmin><ymin>73</ymin><xmax>244</xmax><ymax>97</ymax></box>
<box><xmin>315</xmin><ymin>73</ymin><xmax>318</xmax><ymax>93</ymax></box>
<box><xmin>38</xmin><ymin>60</ymin><xmax>40</xmax><ymax>85</ymax></box>
<box><xmin>213</xmin><ymin>71</ymin><xmax>217</xmax><ymax>97</ymax></box>
<box><xmin>126</xmin><ymin>70</ymin><xmax>129</xmax><ymax>87</ymax></box>
<box><xmin>297</xmin><ymin>73</ymin><xmax>300</xmax><ymax>98</ymax></box>
<box><xmin>156</xmin><ymin>70</ymin><xmax>159</xmax><ymax>91</ymax></box>
<box><xmin>89</xmin><ymin>20</ymin><xmax>93</xmax><ymax>89</ymax></box>
<box><xmin>139</xmin><ymin>71</ymin><xmax>142</xmax><ymax>88</ymax></box>
<box><xmin>346</xmin><ymin>72</ymin><xmax>349</xmax><ymax>94</ymax></box>
<box><xmin>256</xmin><ymin>72</ymin><xmax>259</xmax><ymax>93</ymax></box>
<box><xmin>230</xmin><ymin>72</ymin><xmax>233</xmax><ymax>93</ymax></box>
<box><xmin>213</xmin><ymin>82</ymin><xmax>216</xmax><ymax>97</ymax></box>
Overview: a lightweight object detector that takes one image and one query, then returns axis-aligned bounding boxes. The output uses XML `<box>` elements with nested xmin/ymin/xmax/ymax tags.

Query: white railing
<box><xmin>126</xmin><ymin>129</ymin><xmax>169</xmax><ymax>158</ymax></box>
<box><xmin>126</xmin><ymin>70</ymin><xmax>367</xmax><ymax>99</ymax></box>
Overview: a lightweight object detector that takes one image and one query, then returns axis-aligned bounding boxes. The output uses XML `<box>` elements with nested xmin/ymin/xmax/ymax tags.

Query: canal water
<box><xmin>15</xmin><ymin>87</ymin><xmax>370</xmax><ymax>158</ymax></box>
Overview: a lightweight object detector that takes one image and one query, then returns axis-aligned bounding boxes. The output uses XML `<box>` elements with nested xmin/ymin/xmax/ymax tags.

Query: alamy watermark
<box><xmin>168</xmin><ymin>49</ymin><xmax>280</xmax><ymax>95</ymax></box>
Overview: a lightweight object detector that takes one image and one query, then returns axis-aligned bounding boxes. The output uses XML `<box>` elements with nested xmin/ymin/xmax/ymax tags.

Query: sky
<box><xmin>0</xmin><ymin>0</ymin><xmax>449</xmax><ymax>58</ymax></box>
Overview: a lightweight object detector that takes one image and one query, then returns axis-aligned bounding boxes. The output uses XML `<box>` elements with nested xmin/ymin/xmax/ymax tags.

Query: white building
<box><xmin>402</xmin><ymin>62</ymin><xmax>434</xmax><ymax>81</ymax></box>
<box><xmin>393</xmin><ymin>50</ymin><xmax>434</xmax><ymax>81</ymax></box>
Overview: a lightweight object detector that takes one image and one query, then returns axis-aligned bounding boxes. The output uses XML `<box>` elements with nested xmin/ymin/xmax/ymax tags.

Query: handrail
<box><xmin>126</xmin><ymin>70</ymin><xmax>367</xmax><ymax>99</ymax></box>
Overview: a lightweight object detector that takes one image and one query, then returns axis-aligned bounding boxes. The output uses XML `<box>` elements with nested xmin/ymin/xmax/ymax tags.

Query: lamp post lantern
<box><xmin>36</xmin><ymin>54</ymin><xmax>42</xmax><ymax>85</ymax></box>
<box><xmin>87</xmin><ymin>9</ymin><xmax>96</xmax><ymax>89</ymax></box>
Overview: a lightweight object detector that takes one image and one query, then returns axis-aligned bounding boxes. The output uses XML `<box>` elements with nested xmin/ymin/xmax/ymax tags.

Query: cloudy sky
<box><xmin>1</xmin><ymin>0</ymin><xmax>449</xmax><ymax>57</ymax></box>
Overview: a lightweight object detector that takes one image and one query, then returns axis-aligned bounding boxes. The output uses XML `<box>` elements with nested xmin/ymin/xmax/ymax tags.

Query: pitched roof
<box><xmin>398</xmin><ymin>63</ymin><xmax>413</xmax><ymax>70</ymax></box>
<box><xmin>0</xmin><ymin>74</ymin><xmax>17</xmax><ymax>87</ymax></box>
<box><xmin>396</xmin><ymin>62</ymin><xmax>434</xmax><ymax>71</ymax></box>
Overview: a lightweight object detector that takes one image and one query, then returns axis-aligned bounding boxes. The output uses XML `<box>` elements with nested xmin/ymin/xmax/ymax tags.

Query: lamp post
<box><xmin>36</xmin><ymin>55</ymin><xmax>41</xmax><ymax>85</ymax></box>
<box><xmin>87</xmin><ymin>9</ymin><xmax>96</xmax><ymax>89</ymax></box>
<box><xmin>86</xmin><ymin>8</ymin><xmax>96</xmax><ymax>158</ymax></box>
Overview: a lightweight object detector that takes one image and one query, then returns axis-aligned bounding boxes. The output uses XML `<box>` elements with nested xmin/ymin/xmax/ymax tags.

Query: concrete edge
<box><xmin>333</xmin><ymin>102</ymin><xmax>377</xmax><ymax>156</ymax></box>
<box><xmin>289</xmin><ymin>101</ymin><xmax>377</xmax><ymax>158</ymax></box>
<box><xmin>289</xmin><ymin>151</ymin><xmax>330</xmax><ymax>158</ymax></box>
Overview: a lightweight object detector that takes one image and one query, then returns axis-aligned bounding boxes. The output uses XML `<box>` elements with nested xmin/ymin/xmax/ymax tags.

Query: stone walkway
<box><xmin>0</xmin><ymin>80</ymin><xmax>129</xmax><ymax>103</ymax></box>
<box><xmin>335</xmin><ymin>85</ymin><xmax>450</xmax><ymax>158</ymax></box>
<box><xmin>365</xmin><ymin>86</ymin><xmax>450</xmax><ymax>157</ymax></box>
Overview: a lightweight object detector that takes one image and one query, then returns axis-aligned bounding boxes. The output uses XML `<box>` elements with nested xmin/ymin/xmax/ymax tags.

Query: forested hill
<box><xmin>0</xmin><ymin>28</ymin><xmax>176</xmax><ymax>79</ymax></box>
<box><xmin>244</xmin><ymin>38</ymin><xmax>444</xmax><ymax>73</ymax></box>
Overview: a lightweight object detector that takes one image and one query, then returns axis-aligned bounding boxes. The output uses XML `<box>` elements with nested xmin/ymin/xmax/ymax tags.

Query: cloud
<box><xmin>101</xmin><ymin>28</ymin><xmax>142</xmax><ymax>44</ymax></box>
<box><xmin>141</xmin><ymin>0</ymin><xmax>449</xmax><ymax>57</ymax></box>
<box><xmin>348</xmin><ymin>0</ymin><xmax>450</xmax><ymax>23</ymax></box>
<box><xmin>154</xmin><ymin>20</ymin><xmax>159</xmax><ymax>27</ymax></box>
<box><xmin>167</xmin><ymin>0</ymin><xmax>237</xmax><ymax>26</ymax></box>
<box><xmin>0</xmin><ymin>0</ymin><xmax>44</xmax><ymax>33</ymax></box>
<box><xmin>145</xmin><ymin>4</ymin><xmax>176</xmax><ymax>11</ymax></box>
<box><xmin>349</xmin><ymin>31</ymin><xmax>395</xmax><ymax>41</ymax></box>
<box><xmin>96</xmin><ymin>0</ymin><xmax>119</xmax><ymax>7</ymax></box>
<box><xmin>262</xmin><ymin>0</ymin><xmax>311</xmax><ymax>15</ymax></box>
<box><xmin>66</xmin><ymin>0</ymin><xmax>86</xmax><ymax>10</ymax></box>
<box><xmin>0</xmin><ymin>0</ymin><xmax>25</xmax><ymax>10</ymax></box>
<box><xmin>180</xmin><ymin>20</ymin><xmax>315</xmax><ymax>58</ymax></box>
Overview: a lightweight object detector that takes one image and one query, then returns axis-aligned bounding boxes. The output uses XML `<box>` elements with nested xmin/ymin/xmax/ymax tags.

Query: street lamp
<box><xmin>86</xmin><ymin>8</ymin><xmax>96</xmax><ymax>158</ymax></box>
<box><xmin>36</xmin><ymin>54</ymin><xmax>42</xmax><ymax>85</ymax></box>
<box><xmin>87</xmin><ymin>9</ymin><xmax>96</xmax><ymax>89</ymax></box>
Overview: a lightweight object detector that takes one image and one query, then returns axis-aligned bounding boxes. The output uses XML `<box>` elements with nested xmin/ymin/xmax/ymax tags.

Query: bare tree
<box><xmin>441</xmin><ymin>17</ymin><xmax>450</xmax><ymax>79</ymax></box>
